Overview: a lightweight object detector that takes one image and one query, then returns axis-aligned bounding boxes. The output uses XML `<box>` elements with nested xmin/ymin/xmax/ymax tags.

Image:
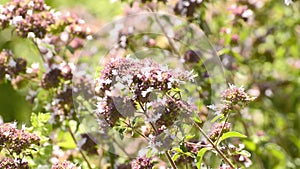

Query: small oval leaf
<box><xmin>196</xmin><ymin>148</ymin><xmax>208</xmax><ymax>169</ymax></box>
<box><xmin>219</xmin><ymin>131</ymin><xmax>247</xmax><ymax>143</ymax></box>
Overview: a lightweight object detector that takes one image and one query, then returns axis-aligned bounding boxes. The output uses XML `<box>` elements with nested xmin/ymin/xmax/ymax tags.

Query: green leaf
<box><xmin>172</xmin><ymin>153</ymin><xmax>181</xmax><ymax>161</ymax></box>
<box><xmin>66</xmin><ymin>45</ymin><xmax>75</xmax><ymax>54</ymax></box>
<box><xmin>193</xmin><ymin>115</ymin><xmax>202</xmax><ymax>124</ymax></box>
<box><xmin>172</xmin><ymin>147</ymin><xmax>183</xmax><ymax>153</ymax></box>
<box><xmin>184</xmin><ymin>134</ymin><xmax>195</xmax><ymax>140</ymax></box>
<box><xmin>146</xmin><ymin>149</ymin><xmax>152</xmax><ymax>158</ymax></box>
<box><xmin>31</xmin><ymin>113</ymin><xmax>38</xmax><ymax>127</ymax></box>
<box><xmin>184</xmin><ymin>152</ymin><xmax>196</xmax><ymax>158</ymax></box>
<box><xmin>196</xmin><ymin>148</ymin><xmax>209</xmax><ymax>169</ymax></box>
<box><xmin>211</xmin><ymin>114</ymin><xmax>224</xmax><ymax>123</ymax></box>
<box><xmin>243</xmin><ymin>140</ymin><xmax>256</xmax><ymax>151</ymax></box>
<box><xmin>219</xmin><ymin>131</ymin><xmax>247</xmax><ymax>143</ymax></box>
<box><xmin>180</xmin><ymin>142</ymin><xmax>188</xmax><ymax>152</ymax></box>
<box><xmin>30</xmin><ymin>113</ymin><xmax>52</xmax><ymax>136</ymax></box>
<box><xmin>57</xmin><ymin>131</ymin><xmax>77</xmax><ymax>149</ymax></box>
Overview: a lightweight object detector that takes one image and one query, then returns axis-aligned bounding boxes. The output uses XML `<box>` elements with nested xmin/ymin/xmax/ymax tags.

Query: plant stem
<box><xmin>193</xmin><ymin>122</ymin><xmax>235</xmax><ymax>168</ymax></box>
<box><xmin>165</xmin><ymin>150</ymin><xmax>178</xmax><ymax>169</ymax></box>
<box><xmin>121</xmin><ymin>119</ymin><xmax>150</xmax><ymax>140</ymax></box>
<box><xmin>185</xmin><ymin>156</ymin><xmax>189</xmax><ymax>169</ymax></box>
<box><xmin>112</xmin><ymin>137</ymin><xmax>131</xmax><ymax>157</ymax></box>
<box><xmin>237</xmin><ymin>109</ymin><xmax>250</xmax><ymax>136</ymax></box>
<box><xmin>163</xmin><ymin>93</ymin><xmax>234</xmax><ymax>167</ymax></box>
<box><xmin>215</xmin><ymin>114</ymin><xmax>230</xmax><ymax>146</ymax></box>
<box><xmin>67</xmin><ymin>125</ymin><xmax>93</xmax><ymax>169</ymax></box>
<box><xmin>138</xmin><ymin>101</ymin><xmax>158</xmax><ymax>134</ymax></box>
<box><xmin>137</xmin><ymin>101</ymin><xmax>177</xmax><ymax>169</ymax></box>
<box><xmin>151</xmin><ymin>10</ymin><xmax>182</xmax><ymax>58</ymax></box>
<box><xmin>4</xmin><ymin>145</ymin><xmax>15</xmax><ymax>159</ymax></box>
<box><xmin>31</xmin><ymin>39</ymin><xmax>47</xmax><ymax>63</ymax></box>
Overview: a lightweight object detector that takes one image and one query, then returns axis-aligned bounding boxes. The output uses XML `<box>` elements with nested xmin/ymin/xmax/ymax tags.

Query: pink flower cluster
<box><xmin>0</xmin><ymin>123</ymin><xmax>40</xmax><ymax>154</ymax></box>
<box><xmin>0</xmin><ymin>158</ymin><xmax>29</xmax><ymax>169</ymax></box>
<box><xmin>0</xmin><ymin>0</ymin><xmax>91</xmax><ymax>39</ymax></box>
<box><xmin>131</xmin><ymin>156</ymin><xmax>154</xmax><ymax>169</ymax></box>
<box><xmin>209</xmin><ymin>122</ymin><xmax>231</xmax><ymax>142</ymax></box>
<box><xmin>51</xmin><ymin>160</ymin><xmax>78</xmax><ymax>169</ymax></box>
<box><xmin>95</xmin><ymin>57</ymin><xmax>196</xmax><ymax>129</ymax></box>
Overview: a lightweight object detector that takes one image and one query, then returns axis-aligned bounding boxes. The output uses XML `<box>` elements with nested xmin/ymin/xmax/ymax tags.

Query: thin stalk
<box><xmin>237</xmin><ymin>109</ymin><xmax>250</xmax><ymax>136</ymax></box>
<box><xmin>215</xmin><ymin>113</ymin><xmax>230</xmax><ymax>146</ymax></box>
<box><xmin>67</xmin><ymin>125</ymin><xmax>93</xmax><ymax>169</ymax></box>
<box><xmin>4</xmin><ymin>145</ymin><xmax>15</xmax><ymax>159</ymax></box>
<box><xmin>31</xmin><ymin>39</ymin><xmax>47</xmax><ymax>63</ymax></box>
<box><xmin>151</xmin><ymin>10</ymin><xmax>182</xmax><ymax>58</ymax></box>
<box><xmin>165</xmin><ymin>150</ymin><xmax>178</xmax><ymax>169</ymax></box>
<box><xmin>138</xmin><ymin>101</ymin><xmax>158</xmax><ymax>134</ymax></box>
<box><xmin>255</xmin><ymin>154</ymin><xmax>265</xmax><ymax>169</ymax></box>
<box><xmin>112</xmin><ymin>137</ymin><xmax>131</xmax><ymax>157</ymax></box>
<box><xmin>185</xmin><ymin>156</ymin><xmax>189</xmax><ymax>169</ymax></box>
<box><xmin>163</xmin><ymin>93</ymin><xmax>234</xmax><ymax>167</ymax></box>
<box><xmin>120</xmin><ymin>119</ymin><xmax>150</xmax><ymax>141</ymax></box>
<box><xmin>137</xmin><ymin>101</ymin><xmax>177</xmax><ymax>169</ymax></box>
<box><xmin>193</xmin><ymin>122</ymin><xmax>235</xmax><ymax>168</ymax></box>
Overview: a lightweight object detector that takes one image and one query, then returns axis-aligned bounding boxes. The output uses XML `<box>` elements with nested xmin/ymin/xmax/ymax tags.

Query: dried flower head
<box><xmin>174</xmin><ymin>0</ymin><xmax>203</xmax><ymax>17</ymax></box>
<box><xmin>41</xmin><ymin>68</ymin><xmax>62</xmax><ymax>89</ymax></box>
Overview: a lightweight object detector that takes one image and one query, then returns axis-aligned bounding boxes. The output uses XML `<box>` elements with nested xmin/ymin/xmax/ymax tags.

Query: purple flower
<box><xmin>0</xmin><ymin>158</ymin><xmax>29</xmax><ymax>169</ymax></box>
<box><xmin>51</xmin><ymin>160</ymin><xmax>78</xmax><ymax>169</ymax></box>
<box><xmin>94</xmin><ymin>57</ymin><xmax>196</xmax><ymax>128</ymax></box>
<box><xmin>209</xmin><ymin>122</ymin><xmax>231</xmax><ymax>142</ymax></box>
<box><xmin>221</xmin><ymin>84</ymin><xmax>254</xmax><ymax>106</ymax></box>
<box><xmin>0</xmin><ymin>123</ymin><xmax>40</xmax><ymax>154</ymax></box>
<box><xmin>131</xmin><ymin>157</ymin><xmax>154</xmax><ymax>169</ymax></box>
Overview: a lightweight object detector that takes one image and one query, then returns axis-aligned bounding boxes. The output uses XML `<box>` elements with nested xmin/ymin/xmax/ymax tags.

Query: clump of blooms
<box><xmin>94</xmin><ymin>57</ymin><xmax>196</xmax><ymax>129</ymax></box>
<box><xmin>209</xmin><ymin>122</ymin><xmax>231</xmax><ymax>142</ymax></box>
<box><xmin>228</xmin><ymin>5</ymin><xmax>253</xmax><ymax>22</ymax></box>
<box><xmin>131</xmin><ymin>157</ymin><xmax>154</xmax><ymax>169</ymax></box>
<box><xmin>0</xmin><ymin>0</ymin><xmax>56</xmax><ymax>38</ymax></box>
<box><xmin>208</xmin><ymin>84</ymin><xmax>255</xmax><ymax>115</ymax></box>
<box><xmin>0</xmin><ymin>123</ymin><xmax>40</xmax><ymax>154</ymax></box>
<box><xmin>0</xmin><ymin>0</ymin><xmax>91</xmax><ymax>39</ymax></box>
<box><xmin>0</xmin><ymin>0</ymin><xmax>93</xmax><ymax>126</ymax></box>
<box><xmin>55</xmin><ymin>13</ymin><xmax>91</xmax><ymax>39</ymax></box>
<box><xmin>0</xmin><ymin>50</ymin><xmax>38</xmax><ymax>86</ymax></box>
<box><xmin>51</xmin><ymin>160</ymin><xmax>78</xmax><ymax>169</ymax></box>
<box><xmin>0</xmin><ymin>158</ymin><xmax>29</xmax><ymax>169</ymax></box>
<box><xmin>0</xmin><ymin>123</ymin><xmax>40</xmax><ymax>169</ymax></box>
<box><xmin>222</xmin><ymin>84</ymin><xmax>254</xmax><ymax>106</ymax></box>
<box><xmin>220</xmin><ymin>144</ymin><xmax>252</xmax><ymax>168</ymax></box>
